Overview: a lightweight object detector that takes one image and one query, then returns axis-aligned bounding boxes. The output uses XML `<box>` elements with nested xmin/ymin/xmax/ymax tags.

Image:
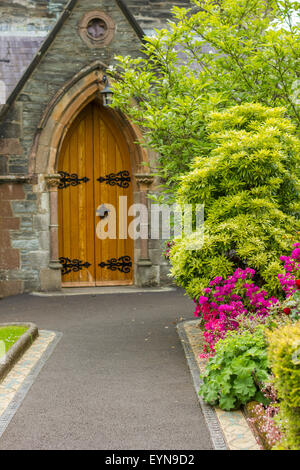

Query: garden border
<box><xmin>177</xmin><ymin>320</ymin><xmax>261</xmax><ymax>450</ymax></box>
<box><xmin>0</xmin><ymin>323</ymin><xmax>39</xmax><ymax>382</ymax></box>
<box><xmin>244</xmin><ymin>401</ymin><xmax>267</xmax><ymax>450</ymax></box>
<box><xmin>177</xmin><ymin>321</ymin><xmax>228</xmax><ymax>450</ymax></box>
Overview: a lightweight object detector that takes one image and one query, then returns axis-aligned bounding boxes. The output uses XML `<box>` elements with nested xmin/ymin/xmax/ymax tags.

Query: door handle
<box><xmin>96</xmin><ymin>204</ymin><xmax>110</xmax><ymax>219</ymax></box>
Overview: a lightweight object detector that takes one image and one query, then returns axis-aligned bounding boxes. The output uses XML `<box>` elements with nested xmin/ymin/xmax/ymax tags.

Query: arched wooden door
<box><xmin>58</xmin><ymin>102</ymin><xmax>134</xmax><ymax>287</ymax></box>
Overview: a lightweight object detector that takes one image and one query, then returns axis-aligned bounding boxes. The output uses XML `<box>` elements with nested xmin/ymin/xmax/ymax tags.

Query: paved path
<box><xmin>0</xmin><ymin>290</ymin><xmax>212</xmax><ymax>450</ymax></box>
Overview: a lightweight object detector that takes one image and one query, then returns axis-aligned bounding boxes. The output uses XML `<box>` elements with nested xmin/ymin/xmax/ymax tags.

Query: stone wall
<box><xmin>0</xmin><ymin>0</ymin><xmax>174</xmax><ymax>297</ymax></box>
<box><xmin>0</xmin><ymin>1</ymin><xmax>193</xmax><ymax>35</ymax></box>
<box><xmin>126</xmin><ymin>0</ymin><xmax>192</xmax><ymax>34</ymax></box>
<box><xmin>0</xmin><ymin>179</ymin><xmax>48</xmax><ymax>297</ymax></box>
<box><xmin>0</xmin><ymin>182</ymin><xmax>24</xmax><ymax>297</ymax></box>
<box><xmin>0</xmin><ymin>100</ymin><xmax>49</xmax><ymax>297</ymax></box>
<box><xmin>2</xmin><ymin>0</ymin><xmax>143</xmax><ymax>173</ymax></box>
<box><xmin>0</xmin><ymin>1</ymin><xmax>67</xmax><ymax>35</ymax></box>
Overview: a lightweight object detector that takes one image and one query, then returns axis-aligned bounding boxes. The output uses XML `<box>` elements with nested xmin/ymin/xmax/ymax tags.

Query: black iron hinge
<box><xmin>97</xmin><ymin>171</ymin><xmax>131</xmax><ymax>189</ymax></box>
<box><xmin>59</xmin><ymin>257</ymin><xmax>91</xmax><ymax>275</ymax></box>
<box><xmin>58</xmin><ymin>171</ymin><xmax>90</xmax><ymax>189</ymax></box>
<box><xmin>98</xmin><ymin>256</ymin><xmax>132</xmax><ymax>274</ymax></box>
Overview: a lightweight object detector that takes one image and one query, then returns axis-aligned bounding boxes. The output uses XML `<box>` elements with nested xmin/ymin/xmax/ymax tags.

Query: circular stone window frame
<box><xmin>78</xmin><ymin>11</ymin><xmax>115</xmax><ymax>48</ymax></box>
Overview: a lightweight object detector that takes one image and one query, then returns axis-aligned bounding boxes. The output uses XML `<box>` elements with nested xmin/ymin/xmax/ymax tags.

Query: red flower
<box><xmin>296</xmin><ymin>279</ymin><xmax>300</xmax><ymax>289</ymax></box>
<box><xmin>283</xmin><ymin>307</ymin><xmax>291</xmax><ymax>315</ymax></box>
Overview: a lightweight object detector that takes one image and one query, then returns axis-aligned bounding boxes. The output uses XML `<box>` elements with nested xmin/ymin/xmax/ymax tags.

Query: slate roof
<box><xmin>0</xmin><ymin>0</ymin><xmax>193</xmax><ymax>105</ymax></box>
<box><xmin>0</xmin><ymin>36</ymin><xmax>45</xmax><ymax>102</ymax></box>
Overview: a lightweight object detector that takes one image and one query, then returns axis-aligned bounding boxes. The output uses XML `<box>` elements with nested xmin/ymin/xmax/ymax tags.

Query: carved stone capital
<box><xmin>45</xmin><ymin>174</ymin><xmax>61</xmax><ymax>190</ymax></box>
<box><xmin>134</xmin><ymin>173</ymin><xmax>155</xmax><ymax>190</ymax></box>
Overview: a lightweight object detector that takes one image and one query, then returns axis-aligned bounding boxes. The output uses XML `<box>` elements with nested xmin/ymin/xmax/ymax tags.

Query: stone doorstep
<box><xmin>177</xmin><ymin>320</ymin><xmax>261</xmax><ymax>451</ymax></box>
<box><xmin>31</xmin><ymin>286</ymin><xmax>177</xmax><ymax>296</ymax></box>
<box><xmin>0</xmin><ymin>322</ymin><xmax>39</xmax><ymax>382</ymax></box>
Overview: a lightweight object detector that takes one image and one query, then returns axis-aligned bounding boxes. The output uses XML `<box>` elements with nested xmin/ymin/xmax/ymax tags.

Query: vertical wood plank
<box><xmin>94</xmin><ymin>104</ymin><xmax>134</xmax><ymax>285</ymax></box>
<box><xmin>58</xmin><ymin>101</ymin><xmax>134</xmax><ymax>287</ymax></box>
<box><xmin>85</xmin><ymin>104</ymin><xmax>95</xmax><ymax>284</ymax></box>
<box><xmin>58</xmin><ymin>105</ymin><xmax>95</xmax><ymax>286</ymax></box>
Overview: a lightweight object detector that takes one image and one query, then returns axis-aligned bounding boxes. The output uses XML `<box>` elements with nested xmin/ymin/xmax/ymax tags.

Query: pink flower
<box><xmin>203</xmin><ymin>287</ymin><xmax>211</xmax><ymax>294</ymax></box>
<box><xmin>193</xmin><ymin>245</ymin><xmax>299</xmax><ymax>353</ymax></box>
<box><xmin>198</xmin><ymin>296</ymin><xmax>209</xmax><ymax>304</ymax></box>
<box><xmin>292</xmin><ymin>248</ymin><xmax>300</xmax><ymax>260</ymax></box>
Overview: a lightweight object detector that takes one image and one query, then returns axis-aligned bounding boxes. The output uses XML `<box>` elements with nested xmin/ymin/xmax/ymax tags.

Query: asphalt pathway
<box><xmin>0</xmin><ymin>289</ymin><xmax>212</xmax><ymax>450</ymax></box>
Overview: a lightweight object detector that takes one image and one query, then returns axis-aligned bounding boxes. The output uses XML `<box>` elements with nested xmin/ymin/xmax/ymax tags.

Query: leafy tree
<box><xmin>169</xmin><ymin>103</ymin><xmax>300</xmax><ymax>298</ymax></box>
<box><xmin>112</xmin><ymin>0</ymin><xmax>300</xmax><ymax>195</ymax></box>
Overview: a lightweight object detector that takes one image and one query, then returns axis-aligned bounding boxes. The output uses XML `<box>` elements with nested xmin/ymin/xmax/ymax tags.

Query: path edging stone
<box><xmin>177</xmin><ymin>321</ymin><xmax>228</xmax><ymax>450</ymax></box>
<box><xmin>178</xmin><ymin>319</ymin><xmax>261</xmax><ymax>450</ymax></box>
<box><xmin>0</xmin><ymin>322</ymin><xmax>39</xmax><ymax>382</ymax></box>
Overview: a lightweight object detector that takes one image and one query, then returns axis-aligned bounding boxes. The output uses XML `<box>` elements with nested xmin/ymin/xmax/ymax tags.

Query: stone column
<box><xmin>42</xmin><ymin>174</ymin><xmax>62</xmax><ymax>291</ymax></box>
<box><xmin>134</xmin><ymin>173</ymin><xmax>158</xmax><ymax>287</ymax></box>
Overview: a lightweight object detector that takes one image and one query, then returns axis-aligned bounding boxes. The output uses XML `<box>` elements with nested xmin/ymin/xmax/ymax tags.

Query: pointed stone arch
<box><xmin>28</xmin><ymin>61</ymin><xmax>153</xmax><ymax>291</ymax></box>
<box><xmin>29</xmin><ymin>61</ymin><xmax>149</xmax><ymax>181</ymax></box>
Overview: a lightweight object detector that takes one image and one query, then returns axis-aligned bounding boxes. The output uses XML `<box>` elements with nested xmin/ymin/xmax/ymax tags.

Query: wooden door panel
<box><xmin>93</xmin><ymin>104</ymin><xmax>133</xmax><ymax>285</ymax></box>
<box><xmin>58</xmin><ymin>105</ymin><xmax>95</xmax><ymax>286</ymax></box>
<box><xmin>58</xmin><ymin>102</ymin><xmax>134</xmax><ymax>287</ymax></box>
<box><xmin>115</xmin><ymin>140</ymin><xmax>133</xmax><ymax>285</ymax></box>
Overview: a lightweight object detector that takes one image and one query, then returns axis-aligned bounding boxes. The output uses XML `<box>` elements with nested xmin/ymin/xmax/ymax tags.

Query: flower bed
<box><xmin>192</xmin><ymin>243</ymin><xmax>300</xmax><ymax>450</ymax></box>
<box><xmin>194</xmin><ymin>267</ymin><xmax>279</xmax><ymax>353</ymax></box>
<box><xmin>245</xmin><ymin>399</ymin><xmax>282</xmax><ymax>450</ymax></box>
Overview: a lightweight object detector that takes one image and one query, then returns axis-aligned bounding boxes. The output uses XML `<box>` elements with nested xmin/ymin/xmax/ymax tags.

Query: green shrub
<box><xmin>170</xmin><ymin>103</ymin><xmax>300</xmax><ymax>298</ymax></box>
<box><xmin>199</xmin><ymin>328</ymin><xmax>270</xmax><ymax>411</ymax></box>
<box><xmin>112</xmin><ymin>0</ymin><xmax>300</xmax><ymax>193</ymax></box>
<box><xmin>266</xmin><ymin>321</ymin><xmax>300</xmax><ymax>450</ymax></box>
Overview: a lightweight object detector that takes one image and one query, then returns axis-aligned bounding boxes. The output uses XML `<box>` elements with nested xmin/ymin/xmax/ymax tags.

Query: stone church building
<box><xmin>0</xmin><ymin>0</ymin><xmax>192</xmax><ymax>297</ymax></box>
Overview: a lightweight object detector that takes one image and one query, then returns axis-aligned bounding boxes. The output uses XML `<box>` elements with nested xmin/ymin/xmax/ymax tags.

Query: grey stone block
<box><xmin>8</xmin><ymin>164</ymin><xmax>28</xmax><ymax>174</ymax></box>
<box><xmin>11</xmin><ymin>201</ymin><xmax>37</xmax><ymax>214</ymax></box>
<box><xmin>26</xmin><ymin>193</ymin><xmax>37</xmax><ymax>201</ymax></box>
<box><xmin>40</xmin><ymin>268</ymin><xmax>62</xmax><ymax>292</ymax></box>
<box><xmin>136</xmin><ymin>261</ymin><xmax>159</xmax><ymax>287</ymax></box>
<box><xmin>0</xmin><ymin>155</ymin><xmax>7</xmax><ymax>173</ymax></box>
<box><xmin>20</xmin><ymin>216</ymin><xmax>33</xmax><ymax>231</ymax></box>
<box><xmin>0</xmin><ymin>104</ymin><xmax>21</xmax><ymax>124</ymax></box>
<box><xmin>149</xmin><ymin>248</ymin><xmax>165</xmax><ymax>266</ymax></box>
<box><xmin>9</xmin><ymin>269</ymin><xmax>39</xmax><ymax>281</ymax></box>
<box><xmin>39</xmin><ymin>193</ymin><xmax>49</xmax><ymax>213</ymax></box>
<box><xmin>33</xmin><ymin>214</ymin><xmax>49</xmax><ymax>231</ymax></box>
<box><xmin>0</xmin><ymin>123</ymin><xmax>21</xmax><ymax>139</ymax></box>
<box><xmin>29</xmin><ymin>251</ymin><xmax>49</xmax><ymax>269</ymax></box>
<box><xmin>11</xmin><ymin>238</ymin><xmax>40</xmax><ymax>251</ymax></box>
<box><xmin>38</xmin><ymin>231</ymin><xmax>50</xmax><ymax>251</ymax></box>
<box><xmin>148</xmin><ymin>237</ymin><xmax>165</xmax><ymax>250</ymax></box>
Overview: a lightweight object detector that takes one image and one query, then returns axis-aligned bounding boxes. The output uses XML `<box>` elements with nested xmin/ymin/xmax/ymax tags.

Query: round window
<box><xmin>79</xmin><ymin>11</ymin><xmax>115</xmax><ymax>48</ymax></box>
<box><xmin>87</xmin><ymin>18</ymin><xmax>108</xmax><ymax>40</ymax></box>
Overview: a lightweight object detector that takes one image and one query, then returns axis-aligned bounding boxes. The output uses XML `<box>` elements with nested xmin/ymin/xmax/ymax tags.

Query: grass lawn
<box><xmin>0</xmin><ymin>326</ymin><xmax>28</xmax><ymax>359</ymax></box>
